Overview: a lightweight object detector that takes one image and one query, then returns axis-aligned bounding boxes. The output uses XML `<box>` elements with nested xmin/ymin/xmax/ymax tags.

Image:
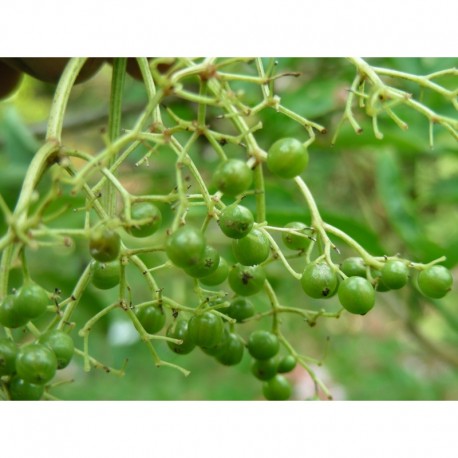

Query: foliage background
<box><xmin>0</xmin><ymin>57</ymin><xmax>457</xmax><ymax>400</ymax></box>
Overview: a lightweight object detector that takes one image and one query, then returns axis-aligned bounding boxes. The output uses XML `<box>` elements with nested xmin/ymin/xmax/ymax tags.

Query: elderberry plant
<box><xmin>0</xmin><ymin>58</ymin><xmax>456</xmax><ymax>400</ymax></box>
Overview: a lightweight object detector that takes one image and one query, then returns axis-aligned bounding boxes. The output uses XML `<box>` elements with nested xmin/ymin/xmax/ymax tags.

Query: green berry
<box><xmin>219</xmin><ymin>205</ymin><xmax>254</xmax><ymax>239</ymax></box>
<box><xmin>136</xmin><ymin>306</ymin><xmax>166</xmax><ymax>334</ymax></box>
<box><xmin>9</xmin><ymin>376</ymin><xmax>44</xmax><ymax>401</ymax></box>
<box><xmin>39</xmin><ymin>330</ymin><xmax>74</xmax><ymax>370</ymax></box>
<box><xmin>338</xmin><ymin>276</ymin><xmax>375</xmax><ymax>315</ymax></box>
<box><xmin>232</xmin><ymin>229</ymin><xmax>270</xmax><ymax>266</ymax></box>
<box><xmin>247</xmin><ymin>330</ymin><xmax>280</xmax><ymax>360</ymax></box>
<box><xmin>224</xmin><ymin>297</ymin><xmax>255</xmax><ymax>323</ymax></box>
<box><xmin>165</xmin><ymin>226</ymin><xmax>206</xmax><ymax>268</ymax></box>
<box><xmin>166</xmin><ymin>319</ymin><xmax>196</xmax><ymax>355</ymax></box>
<box><xmin>251</xmin><ymin>357</ymin><xmax>278</xmax><ymax>381</ymax></box>
<box><xmin>129</xmin><ymin>202</ymin><xmax>162</xmax><ymax>238</ymax></box>
<box><xmin>267</xmin><ymin>138</ymin><xmax>309</xmax><ymax>179</ymax></box>
<box><xmin>341</xmin><ymin>257</ymin><xmax>367</xmax><ymax>278</ymax></box>
<box><xmin>14</xmin><ymin>283</ymin><xmax>49</xmax><ymax>320</ymax></box>
<box><xmin>263</xmin><ymin>375</ymin><xmax>292</xmax><ymax>400</ymax></box>
<box><xmin>0</xmin><ymin>294</ymin><xmax>29</xmax><ymax>329</ymax></box>
<box><xmin>301</xmin><ymin>262</ymin><xmax>339</xmax><ymax>299</ymax></box>
<box><xmin>215</xmin><ymin>333</ymin><xmax>245</xmax><ymax>366</ymax></box>
<box><xmin>277</xmin><ymin>355</ymin><xmax>297</xmax><ymax>374</ymax></box>
<box><xmin>417</xmin><ymin>265</ymin><xmax>453</xmax><ymax>299</ymax></box>
<box><xmin>381</xmin><ymin>260</ymin><xmax>409</xmax><ymax>290</ymax></box>
<box><xmin>16</xmin><ymin>343</ymin><xmax>57</xmax><ymax>384</ymax></box>
<box><xmin>228</xmin><ymin>264</ymin><xmax>266</xmax><ymax>296</ymax></box>
<box><xmin>0</xmin><ymin>338</ymin><xmax>18</xmax><ymax>376</ymax></box>
<box><xmin>92</xmin><ymin>261</ymin><xmax>121</xmax><ymax>290</ymax></box>
<box><xmin>188</xmin><ymin>311</ymin><xmax>224</xmax><ymax>349</ymax></box>
<box><xmin>199</xmin><ymin>258</ymin><xmax>229</xmax><ymax>286</ymax></box>
<box><xmin>89</xmin><ymin>228</ymin><xmax>121</xmax><ymax>263</ymax></box>
<box><xmin>212</xmin><ymin>159</ymin><xmax>253</xmax><ymax>196</ymax></box>
<box><xmin>184</xmin><ymin>245</ymin><xmax>220</xmax><ymax>278</ymax></box>
<box><xmin>282</xmin><ymin>222</ymin><xmax>312</xmax><ymax>251</ymax></box>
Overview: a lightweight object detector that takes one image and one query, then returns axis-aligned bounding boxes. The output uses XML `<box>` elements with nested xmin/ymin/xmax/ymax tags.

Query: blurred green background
<box><xmin>0</xmin><ymin>58</ymin><xmax>457</xmax><ymax>400</ymax></box>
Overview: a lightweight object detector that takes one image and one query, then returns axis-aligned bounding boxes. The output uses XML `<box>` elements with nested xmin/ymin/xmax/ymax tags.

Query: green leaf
<box><xmin>427</xmin><ymin>177</ymin><xmax>458</xmax><ymax>204</ymax></box>
<box><xmin>282</xmin><ymin>79</ymin><xmax>338</xmax><ymax>119</ymax></box>
<box><xmin>333</xmin><ymin>119</ymin><xmax>428</xmax><ymax>154</ymax></box>
<box><xmin>444</xmin><ymin>237</ymin><xmax>458</xmax><ymax>268</ymax></box>
<box><xmin>320</xmin><ymin>211</ymin><xmax>386</xmax><ymax>256</ymax></box>
<box><xmin>263</xmin><ymin>182</ymin><xmax>386</xmax><ymax>256</ymax></box>
<box><xmin>376</xmin><ymin>150</ymin><xmax>444</xmax><ymax>262</ymax></box>
<box><xmin>0</xmin><ymin>107</ymin><xmax>40</xmax><ymax>164</ymax></box>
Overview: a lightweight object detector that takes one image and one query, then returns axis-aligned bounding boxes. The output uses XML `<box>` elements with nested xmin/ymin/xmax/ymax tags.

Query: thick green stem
<box><xmin>294</xmin><ymin>177</ymin><xmax>333</xmax><ymax>263</ymax></box>
<box><xmin>347</xmin><ymin>57</ymin><xmax>385</xmax><ymax>86</ymax></box>
<box><xmin>323</xmin><ymin>223</ymin><xmax>383</xmax><ymax>269</ymax></box>
<box><xmin>104</xmin><ymin>58</ymin><xmax>127</xmax><ymax>217</ymax></box>
<box><xmin>253</xmin><ymin>163</ymin><xmax>266</xmax><ymax>223</ymax></box>
<box><xmin>0</xmin><ymin>142</ymin><xmax>59</xmax><ymax>298</ymax></box>
<box><xmin>47</xmin><ymin>58</ymin><xmax>87</xmax><ymax>141</ymax></box>
<box><xmin>255</xmin><ymin>58</ymin><xmax>270</xmax><ymax>98</ymax></box>
<box><xmin>14</xmin><ymin>142</ymin><xmax>60</xmax><ymax>222</ymax></box>
<box><xmin>0</xmin><ymin>244</ymin><xmax>14</xmax><ymax>298</ymax></box>
<box><xmin>197</xmin><ymin>79</ymin><xmax>208</xmax><ymax>126</ymax></box>
<box><xmin>136</xmin><ymin>58</ymin><xmax>162</xmax><ymax>123</ymax></box>
<box><xmin>108</xmin><ymin>59</ymin><xmax>127</xmax><ymax>141</ymax></box>
<box><xmin>0</xmin><ymin>60</ymin><xmax>86</xmax><ymax>298</ymax></box>
<box><xmin>263</xmin><ymin>280</ymin><xmax>281</xmax><ymax>332</ymax></box>
<box><xmin>371</xmin><ymin>66</ymin><xmax>456</xmax><ymax>100</ymax></box>
<box><xmin>57</xmin><ymin>263</ymin><xmax>94</xmax><ymax>330</ymax></box>
<box><xmin>260</xmin><ymin>229</ymin><xmax>301</xmax><ymax>280</ymax></box>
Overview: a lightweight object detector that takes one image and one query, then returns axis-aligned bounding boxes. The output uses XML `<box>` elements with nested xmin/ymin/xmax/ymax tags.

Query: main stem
<box><xmin>47</xmin><ymin>58</ymin><xmax>88</xmax><ymax>141</ymax></box>
<box><xmin>0</xmin><ymin>59</ymin><xmax>84</xmax><ymax>298</ymax></box>
<box><xmin>104</xmin><ymin>58</ymin><xmax>127</xmax><ymax>217</ymax></box>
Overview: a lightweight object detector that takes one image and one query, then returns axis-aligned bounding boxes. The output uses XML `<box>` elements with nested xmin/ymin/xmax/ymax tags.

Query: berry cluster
<box><xmin>0</xmin><ymin>330</ymin><xmax>74</xmax><ymax>400</ymax></box>
<box><xmin>0</xmin><ymin>58</ymin><xmax>454</xmax><ymax>401</ymax></box>
<box><xmin>0</xmin><ymin>128</ymin><xmax>453</xmax><ymax>400</ymax></box>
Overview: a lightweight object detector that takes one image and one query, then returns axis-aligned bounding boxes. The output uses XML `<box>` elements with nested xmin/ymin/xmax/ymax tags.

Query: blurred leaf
<box><xmin>333</xmin><ymin>118</ymin><xmax>430</xmax><ymax>154</ymax></box>
<box><xmin>376</xmin><ymin>150</ymin><xmax>444</xmax><ymax>262</ymax></box>
<box><xmin>263</xmin><ymin>182</ymin><xmax>386</xmax><ymax>255</ymax></box>
<box><xmin>426</xmin><ymin>176</ymin><xmax>458</xmax><ymax>204</ymax></box>
<box><xmin>0</xmin><ymin>108</ymin><xmax>41</xmax><ymax>211</ymax></box>
<box><xmin>0</xmin><ymin>106</ymin><xmax>39</xmax><ymax>163</ymax></box>
<box><xmin>283</xmin><ymin>79</ymin><xmax>338</xmax><ymax>119</ymax></box>
<box><xmin>0</xmin><ymin>160</ymin><xmax>27</xmax><ymax>197</ymax></box>
<box><xmin>444</xmin><ymin>237</ymin><xmax>458</xmax><ymax>268</ymax></box>
<box><xmin>327</xmin><ymin>334</ymin><xmax>449</xmax><ymax>400</ymax></box>
<box><xmin>321</xmin><ymin>211</ymin><xmax>386</xmax><ymax>256</ymax></box>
